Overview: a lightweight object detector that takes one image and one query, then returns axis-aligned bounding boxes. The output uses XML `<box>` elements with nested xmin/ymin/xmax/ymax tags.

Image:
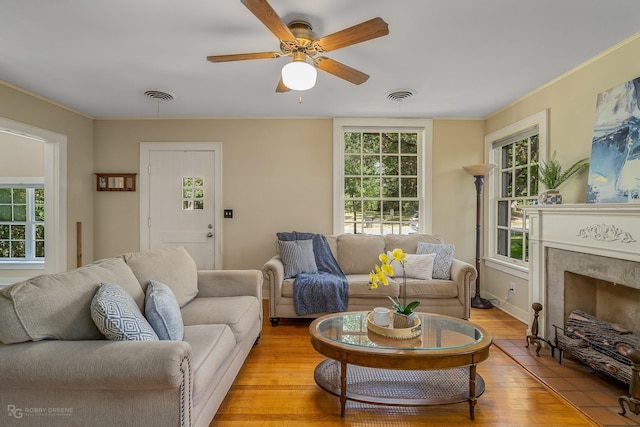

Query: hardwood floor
<box><xmin>211</xmin><ymin>301</ymin><xmax>595</xmax><ymax>426</ymax></box>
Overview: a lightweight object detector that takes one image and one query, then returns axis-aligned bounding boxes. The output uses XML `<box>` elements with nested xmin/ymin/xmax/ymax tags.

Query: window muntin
<box><xmin>343</xmin><ymin>130</ymin><xmax>420</xmax><ymax>235</ymax></box>
<box><xmin>0</xmin><ymin>186</ymin><xmax>45</xmax><ymax>261</ymax></box>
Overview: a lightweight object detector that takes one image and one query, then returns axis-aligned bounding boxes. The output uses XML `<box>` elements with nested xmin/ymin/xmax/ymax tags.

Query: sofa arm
<box><xmin>449</xmin><ymin>258</ymin><xmax>477</xmax><ymax>319</ymax></box>
<box><xmin>262</xmin><ymin>255</ymin><xmax>284</xmax><ymax>302</ymax></box>
<box><xmin>0</xmin><ymin>340</ymin><xmax>191</xmax><ymax>390</ymax></box>
<box><xmin>196</xmin><ymin>269</ymin><xmax>263</xmax><ymax>299</ymax></box>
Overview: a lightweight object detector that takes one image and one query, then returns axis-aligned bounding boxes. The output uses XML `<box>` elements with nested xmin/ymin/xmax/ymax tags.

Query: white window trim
<box><xmin>484</xmin><ymin>110</ymin><xmax>548</xmax><ymax>276</ymax></box>
<box><xmin>332</xmin><ymin>118</ymin><xmax>433</xmax><ymax>235</ymax></box>
<box><xmin>0</xmin><ymin>118</ymin><xmax>67</xmax><ymax>274</ymax></box>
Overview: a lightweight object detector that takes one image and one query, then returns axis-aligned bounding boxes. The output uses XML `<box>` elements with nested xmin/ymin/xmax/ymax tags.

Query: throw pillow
<box><xmin>417</xmin><ymin>242</ymin><xmax>455</xmax><ymax>280</ymax></box>
<box><xmin>278</xmin><ymin>239</ymin><xmax>318</xmax><ymax>279</ymax></box>
<box><xmin>91</xmin><ymin>282</ymin><xmax>159</xmax><ymax>341</ymax></box>
<box><xmin>145</xmin><ymin>280</ymin><xmax>184</xmax><ymax>340</ymax></box>
<box><xmin>388</xmin><ymin>252</ymin><xmax>437</xmax><ymax>280</ymax></box>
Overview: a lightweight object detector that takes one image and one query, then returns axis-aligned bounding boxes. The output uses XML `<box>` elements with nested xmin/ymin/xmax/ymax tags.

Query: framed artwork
<box><xmin>586</xmin><ymin>77</ymin><xmax>640</xmax><ymax>203</ymax></box>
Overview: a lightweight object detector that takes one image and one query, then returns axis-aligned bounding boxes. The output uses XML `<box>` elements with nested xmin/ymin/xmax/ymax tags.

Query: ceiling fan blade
<box><xmin>316</xmin><ymin>17</ymin><xmax>389</xmax><ymax>52</ymax></box>
<box><xmin>316</xmin><ymin>57</ymin><xmax>369</xmax><ymax>85</ymax></box>
<box><xmin>207</xmin><ymin>52</ymin><xmax>281</xmax><ymax>63</ymax></box>
<box><xmin>276</xmin><ymin>77</ymin><xmax>290</xmax><ymax>93</ymax></box>
<box><xmin>241</xmin><ymin>0</ymin><xmax>296</xmax><ymax>42</ymax></box>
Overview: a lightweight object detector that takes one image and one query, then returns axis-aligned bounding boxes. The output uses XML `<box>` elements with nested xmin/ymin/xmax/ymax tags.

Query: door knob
<box><xmin>207</xmin><ymin>232</ymin><xmax>213</xmax><ymax>238</ymax></box>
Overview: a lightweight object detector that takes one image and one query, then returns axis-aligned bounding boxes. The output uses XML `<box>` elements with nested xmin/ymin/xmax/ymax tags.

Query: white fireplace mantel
<box><xmin>522</xmin><ymin>203</ymin><xmax>640</xmax><ymax>338</ymax></box>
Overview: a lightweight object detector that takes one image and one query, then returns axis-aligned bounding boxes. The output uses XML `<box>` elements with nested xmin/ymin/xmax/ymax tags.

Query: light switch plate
<box><xmin>223</xmin><ymin>209</ymin><xmax>233</xmax><ymax>218</ymax></box>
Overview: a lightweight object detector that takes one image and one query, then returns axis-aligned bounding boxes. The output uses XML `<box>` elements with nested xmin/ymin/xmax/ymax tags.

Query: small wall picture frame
<box><xmin>95</xmin><ymin>173</ymin><xmax>136</xmax><ymax>191</ymax></box>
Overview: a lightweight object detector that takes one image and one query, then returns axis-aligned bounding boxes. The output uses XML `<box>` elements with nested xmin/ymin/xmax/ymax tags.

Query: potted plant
<box><xmin>369</xmin><ymin>248</ymin><xmax>420</xmax><ymax>328</ymax></box>
<box><xmin>536</xmin><ymin>152</ymin><xmax>590</xmax><ymax>204</ymax></box>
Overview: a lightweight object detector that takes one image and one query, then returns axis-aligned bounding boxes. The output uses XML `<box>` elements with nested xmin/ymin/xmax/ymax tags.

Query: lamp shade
<box><xmin>463</xmin><ymin>164</ymin><xmax>496</xmax><ymax>177</ymax></box>
<box><xmin>281</xmin><ymin>60</ymin><xmax>317</xmax><ymax>91</ymax></box>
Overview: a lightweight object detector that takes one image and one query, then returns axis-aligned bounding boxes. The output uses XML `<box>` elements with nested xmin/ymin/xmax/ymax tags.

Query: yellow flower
<box><xmin>381</xmin><ymin>263</ymin><xmax>394</xmax><ymax>277</ymax></box>
<box><xmin>391</xmin><ymin>248</ymin><xmax>407</xmax><ymax>264</ymax></box>
<box><xmin>374</xmin><ymin>265</ymin><xmax>388</xmax><ymax>286</ymax></box>
<box><xmin>369</xmin><ymin>272</ymin><xmax>378</xmax><ymax>289</ymax></box>
<box><xmin>379</xmin><ymin>253</ymin><xmax>389</xmax><ymax>264</ymax></box>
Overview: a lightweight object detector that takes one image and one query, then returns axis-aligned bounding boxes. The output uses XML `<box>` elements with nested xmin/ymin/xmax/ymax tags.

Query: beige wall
<box><xmin>0</xmin><ymin>83</ymin><xmax>95</xmax><ymax>272</ymax></box>
<box><xmin>431</xmin><ymin>119</ymin><xmax>486</xmax><ymax>264</ymax></box>
<box><xmin>93</xmin><ymin>119</ymin><xmax>336</xmax><ymax>269</ymax></box>
<box><xmin>483</xmin><ymin>33</ymin><xmax>640</xmax><ymax>321</ymax></box>
<box><xmin>0</xmin><ymin>132</ymin><xmax>44</xmax><ymax>176</ymax></box>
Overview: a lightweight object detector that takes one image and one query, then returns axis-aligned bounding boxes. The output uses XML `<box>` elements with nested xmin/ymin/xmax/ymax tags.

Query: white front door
<box><xmin>140</xmin><ymin>143</ymin><xmax>222</xmax><ymax>270</ymax></box>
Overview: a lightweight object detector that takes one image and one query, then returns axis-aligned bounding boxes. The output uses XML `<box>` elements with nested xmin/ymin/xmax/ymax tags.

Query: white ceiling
<box><xmin>1</xmin><ymin>1</ymin><xmax>638</xmax><ymax>119</ymax></box>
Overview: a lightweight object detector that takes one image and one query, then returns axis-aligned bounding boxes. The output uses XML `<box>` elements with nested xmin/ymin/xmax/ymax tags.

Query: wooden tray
<box><xmin>367</xmin><ymin>311</ymin><xmax>422</xmax><ymax>339</ymax></box>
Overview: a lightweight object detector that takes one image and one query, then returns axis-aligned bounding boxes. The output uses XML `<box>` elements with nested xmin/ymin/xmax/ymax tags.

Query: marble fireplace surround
<box><xmin>523</xmin><ymin>204</ymin><xmax>640</xmax><ymax>340</ymax></box>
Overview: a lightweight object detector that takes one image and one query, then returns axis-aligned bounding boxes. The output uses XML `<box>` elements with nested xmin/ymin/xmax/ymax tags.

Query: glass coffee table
<box><xmin>309</xmin><ymin>311</ymin><xmax>492</xmax><ymax>419</ymax></box>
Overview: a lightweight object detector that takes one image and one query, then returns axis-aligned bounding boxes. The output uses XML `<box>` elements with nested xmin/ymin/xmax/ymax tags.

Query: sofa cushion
<box><xmin>91</xmin><ymin>282</ymin><xmax>159</xmax><ymax>341</ymax></box>
<box><xmin>405</xmin><ymin>278</ymin><xmax>459</xmax><ymax>298</ymax></box>
<box><xmin>0</xmin><ymin>257</ymin><xmax>144</xmax><ymax>344</ymax></box>
<box><xmin>180</xmin><ymin>295</ymin><xmax>260</xmax><ymax>342</ymax></box>
<box><xmin>278</xmin><ymin>239</ymin><xmax>318</xmax><ymax>278</ymax></box>
<box><xmin>123</xmin><ymin>246</ymin><xmax>198</xmax><ymax>307</ymax></box>
<box><xmin>337</xmin><ymin>234</ymin><xmax>385</xmax><ymax>274</ymax></box>
<box><xmin>347</xmin><ymin>274</ymin><xmax>400</xmax><ymax>297</ymax></box>
<box><xmin>384</xmin><ymin>234</ymin><xmax>444</xmax><ymax>254</ymax></box>
<box><xmin>183</xmin><ymin>324</ymin><xmax>236</xmax><ymax>405</ymax></box>
<box><xmin>417</xmin><ymin>242</ymin><xmax>455</xmax><ymax>280</ymax></box>
<box><xmin>145</xmin><ymin>280</ymin><xmax>184</xmax><ymax>340</ymax></box>
<box><xmin>388</xmin><ymin>252</ymin><xmax>437</xmax><ymax>280</ymax></box>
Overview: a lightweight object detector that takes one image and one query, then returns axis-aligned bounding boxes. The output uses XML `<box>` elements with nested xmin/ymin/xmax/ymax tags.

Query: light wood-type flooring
<box><xmin>211</xmin><ymin>301</ymin><xmax>599</xmax><ymax>426</ymax></box>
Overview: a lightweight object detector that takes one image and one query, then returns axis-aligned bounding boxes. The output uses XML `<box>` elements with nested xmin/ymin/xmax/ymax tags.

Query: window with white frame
<box><xmin>333</xmin><ymin>119</ymin><xmax>432</xmax><ymax>235</ymax></box>
<box><xmin>485</xmin><ymin>111</ymin><xmax>547</xmax><ymax>270</ymax></box>
<box><xmin>0</xmin><ymin>185</ymin><xmax>45</xmax><ymax>262</ymax></box>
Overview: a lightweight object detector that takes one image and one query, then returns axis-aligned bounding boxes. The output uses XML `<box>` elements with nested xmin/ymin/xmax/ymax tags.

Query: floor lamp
<box><xmin>463</xmin><ymin>164</ymin><xmax>496</xmax><ymax>309</ymax></box>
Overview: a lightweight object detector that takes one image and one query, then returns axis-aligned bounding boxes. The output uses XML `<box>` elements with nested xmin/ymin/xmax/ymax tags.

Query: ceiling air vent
<box><xmin>386</xmin><ymin>89</ymin><xmax>415</xmax><ymax>102</ymax></box>
<box><xmin>144</xmin><ymin>90</ymin><xmax>176</xmax><ymax>101</ymax></box>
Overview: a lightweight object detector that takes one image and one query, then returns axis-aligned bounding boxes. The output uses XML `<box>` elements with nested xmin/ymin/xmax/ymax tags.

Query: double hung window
<box><xmin>334</xmin><ymin>119</ymin><xmax>432</xmax><ymax>235</ymax></box>
<box><xmin>485</xmin><ymin>111</ymin><xmax>547</xmax><ymax>271</ymax></box>
<box><xmin>0</xmin><ymin>185</ymin><xmax>45</xmax><ymax>262</ymax></box>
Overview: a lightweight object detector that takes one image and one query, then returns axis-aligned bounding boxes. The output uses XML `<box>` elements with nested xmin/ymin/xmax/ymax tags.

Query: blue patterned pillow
<box><xmin>145</xmin><ymin>280</ymin><xmax>184</xmax><ymax>340</ymax></box>
<box><xmin>278</xmin><ymin>239</ymin><xmax>318</xmax><ymax>279</ymax></box>
<box><xmin>91</xmin><ymin>282</ymin><xmax>159</xmax><ymax>341</ymax></box>
<box><xmin>416</xmin><ymin>242</ymin><xmax>455</xmax><ymax>280</ymax></box>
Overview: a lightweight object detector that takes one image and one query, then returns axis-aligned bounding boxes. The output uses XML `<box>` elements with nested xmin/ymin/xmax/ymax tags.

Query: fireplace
<box><xmin>523</xmin><ymin>204</ymin><xmax>640</xmax><ymax>341</ymax></box>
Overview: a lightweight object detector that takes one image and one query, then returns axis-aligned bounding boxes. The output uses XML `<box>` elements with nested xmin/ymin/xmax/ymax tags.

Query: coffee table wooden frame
<box><xmin>309</xmin><ymin>311</ymin><xmax>492</xmax><ymax>419</ymax></box>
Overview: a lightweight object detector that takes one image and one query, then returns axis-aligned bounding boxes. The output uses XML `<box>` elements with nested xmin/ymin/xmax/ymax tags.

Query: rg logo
<box><xmin>7</xmin><ymin>405</ymin><xmax>23</xmax><ymax>419</ymax></box>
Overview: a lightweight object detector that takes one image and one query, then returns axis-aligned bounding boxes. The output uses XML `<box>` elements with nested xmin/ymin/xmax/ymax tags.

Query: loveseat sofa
<box><xmin>263</xmin><ymin>233</ymin><xmax>476</xmax><ymax>326</ymax></box>
<box><xmin>0</xmin><ymin>246</ymin><xmax>262</xmax><ymax>427</ymax></box>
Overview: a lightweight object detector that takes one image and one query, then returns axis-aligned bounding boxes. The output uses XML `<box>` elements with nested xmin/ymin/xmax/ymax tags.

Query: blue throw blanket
<box><xmin>277</xmin><ymin>231</ymin><xmax>348</xmax><ymax>316</ymax></box>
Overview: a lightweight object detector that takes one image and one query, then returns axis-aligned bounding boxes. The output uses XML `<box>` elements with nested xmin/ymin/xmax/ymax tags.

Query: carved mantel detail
<box><xmin>577</xmin><ymin>223</ymin><xmax>636</xmax><ymax>243</ymax></box>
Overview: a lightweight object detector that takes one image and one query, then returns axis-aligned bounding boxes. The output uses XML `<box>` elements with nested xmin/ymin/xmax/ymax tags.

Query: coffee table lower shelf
<box><xmin>314</xmin><ymin>359</ymin><xmax>485</xmax><ymax>418</ymax></box>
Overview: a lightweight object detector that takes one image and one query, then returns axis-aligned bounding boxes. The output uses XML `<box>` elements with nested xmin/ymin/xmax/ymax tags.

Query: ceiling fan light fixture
<box><xmin>281</xmin><ymin>58</ymin><xmax>317</xmax><ymax>91</ymax></box>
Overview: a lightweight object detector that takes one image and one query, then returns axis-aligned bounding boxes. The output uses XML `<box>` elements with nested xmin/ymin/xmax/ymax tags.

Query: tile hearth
<box><xmin>494</xmin><ymin>338</ymin><xmax>640</xmax><ymax>426</ymax></box>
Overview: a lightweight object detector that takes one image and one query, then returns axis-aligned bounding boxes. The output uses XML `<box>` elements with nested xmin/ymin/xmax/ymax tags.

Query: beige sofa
<box><xmin>0</xmin><ymin>246</ymin><xmax>262</xmax><ymax>427</ymax></box>
<box><xmin>263</xmin><ymin>233</ymin><xmax>476</xmax><ymax>325</ymax></box>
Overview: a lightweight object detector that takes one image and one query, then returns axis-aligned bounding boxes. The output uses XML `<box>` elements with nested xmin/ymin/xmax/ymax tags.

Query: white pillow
<box><xmin>388</xmin><ymin>252</ymin><xmax>437</xmax><ymax>280</ymax></box>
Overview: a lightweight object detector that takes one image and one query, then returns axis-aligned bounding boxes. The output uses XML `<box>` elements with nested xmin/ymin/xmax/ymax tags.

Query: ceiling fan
<box><xmin>207</xmin><ymin>0</ymin><xmax>389</xmax><ymax>92</ymax></box>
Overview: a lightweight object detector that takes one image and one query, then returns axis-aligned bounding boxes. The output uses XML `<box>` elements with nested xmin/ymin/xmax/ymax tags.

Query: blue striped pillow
<box><xmin>278</xmin><ymin>239</ymin><xmax>318</xmax><ymax>279</ymax></box>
